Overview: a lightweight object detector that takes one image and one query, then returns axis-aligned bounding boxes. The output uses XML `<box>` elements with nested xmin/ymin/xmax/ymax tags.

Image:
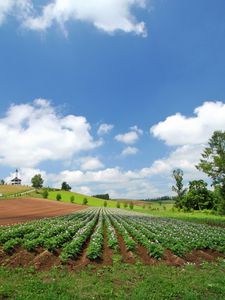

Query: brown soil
<box><xmin>32</xmin><ymin>250</ymin><xmax>61</xmax><ymax>271</ymax></box>
<box><xmin>162</xmin><ymin>249</ymin><xmax>186</xmax><ymax>267</ymax></box>
<box><xmin>0</xmin><ymin>198</ymin><xmax>86</xmax><ymax>225</ymax></box>
<box><xmin>185</xmin><ymin>249</ymin><xmax>224</xmax><ymax>265</ymax></box>
<box><xmin>135</xmin><ymin>244</ymin><xmax>157</xmax><ymax>265</ymax></box>
<box><xmin>116</xmin><ymin>231</ymin><xmax>136</xmax><ymax>264</ymax></box>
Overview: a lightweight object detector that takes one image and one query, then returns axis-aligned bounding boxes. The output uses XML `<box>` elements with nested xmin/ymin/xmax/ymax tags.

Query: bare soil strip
<box><xmin>0</xmin><ymin>198</ymin><xmax>86</xmax><ymax>225</ymax></box>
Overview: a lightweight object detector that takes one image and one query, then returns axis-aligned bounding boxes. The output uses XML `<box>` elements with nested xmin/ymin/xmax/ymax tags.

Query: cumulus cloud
<box><xmin>80</xmin><ymin>157</ymin><xmax>104</xmax><ymax>171</ymax></box>
<box><xmin>121</xmin><ymin>146</ymin><xmax>139</xmax><ymax>156</ymax></box>
<box><xmin>97</xmin><ymin>123</ymin><xmax>114</xmax><ymax>135</ymax></box>
<box><xmin>0</xmin><ymin>99</ymin><xmax>100</xmax><ymax>168</ymax></box>
<box><xmin>115</xmin><ymin>126</ymin><xmax>143</xmax><ymax>144</ymax></box>
<box><xmin>151</xmin><ymin>101</ymin><xmax>225</xmax><ymax>146</ymax></box>
<box><xmin>0</xmin><ymin>0</ymin><xmax>148</xmax><ymax>37</ymax></box>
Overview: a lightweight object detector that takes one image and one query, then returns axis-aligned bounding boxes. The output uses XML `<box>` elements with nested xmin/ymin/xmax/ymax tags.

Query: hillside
<box><xmin>0</xmin><ymin>185</ymin><xmax>33</xmax><ymax>196</ymax></box>
<box><xmin>47</xmin><ymin>190</ymin><xmax>117</xmax><ymax>207</ymax></box>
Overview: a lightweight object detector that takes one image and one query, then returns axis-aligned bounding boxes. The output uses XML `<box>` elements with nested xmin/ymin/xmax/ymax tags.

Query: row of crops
<box><xmin>0</xmin><ymin>208</ymin><xmax>225</xmax><ymax>262</ymax></box>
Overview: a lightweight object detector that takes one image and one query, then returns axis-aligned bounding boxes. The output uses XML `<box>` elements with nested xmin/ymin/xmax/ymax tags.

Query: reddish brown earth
<box><xmin>0</xmin><ymin>198</ymin><xmax>86</xmax><ymax>225</ymax></box>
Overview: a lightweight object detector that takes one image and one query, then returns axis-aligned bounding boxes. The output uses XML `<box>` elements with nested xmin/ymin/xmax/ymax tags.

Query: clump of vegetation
<box><xmin>123</xmin><ymin>202</ymin><xmax>128</xmax><ymax>208</ymax></box>
<box><xmin>103</xmin><ymin>200</ymin><xmax>107</xmax><ymax>207</ymax></box>
<box><xmin>92</xmin><ymin>194</ymin><xmax>110</xmax><ymax>200</ymax></box>
<box><xmin>31</xmin><ymin>174</ymin><xmax>44</xmax><ymax>189</ymax></box>
<box><xmin>129</xmin><ymin>202</ymin><xmax>134</xmax><ymax>210</ymax></box>
<box><xmin>56</xmin><ymin>193</ymin><xmax>62</xmax><ymax>201</ymax></box>
<box><xmin>116</xmin><ymin>202</ymin><xmax>121</xmax><ymax>208</ymax></box>
<box><xmin>61</xmin><ymin>181</ymin><xmax>71</xmax><ymax>191</ymax></box>
<box><xmin>42</xmin><ymin>189</ymin><xmax>49</xmax><ymax>199</ymax></box>
<box><xmin>70</xmin><ymin>195</ymin><xmax>75</xmax><ymax>203</ymax></box>
<box><xmin>83</xmin><ymin>198</ymin><xmax>88</xmax><ymax>205</ymax></box>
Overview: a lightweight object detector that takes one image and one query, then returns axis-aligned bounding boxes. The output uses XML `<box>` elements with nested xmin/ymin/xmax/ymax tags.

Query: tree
<box><xmin>0</xmin><ymin>179</ymin><xmax>5</xmax><ymax>185</ymax></box>
<box><xmin>182</xmin><ymin>180</ymin><xmax>214</xmax><ymax>210</ymax></box>
<box><xmin>116</xmin><ymin>202</ymin><xmax>121</xmax><ymax>208</ymax></box>
<box><xmin>172</xmin><ymin>169</ymin><xmax>186</xmax><ymax>208</ymax></box>
<box><xmin>103</xmin><ymin>200</ymin><xmax>107</xmax><ymax>207</ymax></box>
<box><xmin>129</xmin><ymin>202</ymin><xmax>134</xmax><ymax>210</ymax></box>
<box><xmin>31</xmin><ymin>174</ymin><xmax>44</xmax><ymax>189</ymax></box>
<box><xmin>42</xmin><ymin>189</ymin><xmax>49</xmax><ymax>199</ymax></box>
<box><xmin>196</xmin><ymin>131</ymin><xmax>225</xmax><ymax>214</ymax></box>
<box><xmin>93</xmin><ymin>194</ymin><xmax>110</xmax><ymax>200</ymax></box>
<box><xmin>123</xmin><ymin>202</ymin><xmax>128</xmax><ymax>208</ymax></box>
<box><xmin>61</xmin><ymin>182</ymin><xmax>71</xmax><ymax>191</ymax></box>
<box><xmin>56</xmin><ymin>193</ymin><xmax>62</xmax><ymax>201</ymax></box>
<box><xmin>83</xmin><ymin>198</ymin><xmax>88</xmax><ymax>205</ymax></box>
<box><xmin>70</xmin><ymin>195</ymin><xmax>75</xmax><ymax>203</ymax></box>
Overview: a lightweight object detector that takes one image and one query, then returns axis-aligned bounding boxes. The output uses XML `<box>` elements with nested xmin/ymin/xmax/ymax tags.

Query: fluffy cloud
<box><xmin>0</xmin><ymin>0</ymin><xmax>148</xmax><ymax>37</ymax></box>
<box><xmin>0</xmin><ymin>99</ymin><xmax>100</xmax><ymax>168</ymax></box>
<box><xmin>80</xmin><ymin>157</ymin><xmax>104</xmax><ymax>171</ymax></box>
<box><xmin>0</xmin><ymin>0</ymin><xmax>32</xmax><ymax>24</ymax></box>
<box><xmin>115</xmin><ymin>125</ymin><xmax>143</xmax><ymax>144</ymax></box>
<box><xmin>97</xmin><ymin>123</ymin><xmax>114</xmax><ymax>135</ymax></box>
<box><xmin>151</xmin><ymin>101</ymin><xmax>225</xmax><ymax>146</ymax></box>
<box><xmin>121</xmin><ymin>146</ymin><xmax>139</xmax><ymax>156</ymax></box>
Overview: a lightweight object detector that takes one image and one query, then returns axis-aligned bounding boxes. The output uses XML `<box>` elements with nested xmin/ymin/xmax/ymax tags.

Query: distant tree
<box><xmin>31</xmin><ymin>174</ymin><xmax>44</xmax><ymax>189</ymax></box>
<box><xmin>182</xmin><ymin>180</ymin><xmax>214</xmax><ymax>210</ymax></box>
<box><xmin>93</xmin><ymin>194</ymin><xmax>110</xmax><ymax>200</ymax></box>
<box><xmin>103</xmin><ymin>200</ymin><xmax>107</xmax><ymax>207</ymax></box>
<box><xmin>116</xmin><ymin>202</ymin><xmax>121</xmax><ymax>208</ymax></box>
<box><xmin>123</xmin><ymin>202</ymin><xmax>128</xmax><ymax>208</ymax></box>
<box><xmin>196</xmin><ymin>131</ymin><xmax>225</xmax><ymax>214</ymax></box>
<box><xmin>56</xmin><ymin>193</ymin><xmax>62</xmax><ymax>201</ymax></box>
<box><xmin>129</xmin><ymin>202</ymin><xmax>134</xmax><ymax>210</ymax></box>
<box><xmin>42</xmin><ymin>189</ymin><xmax>49</xmax><ymax>199</ymax></box>
<box><xmin>0</xmin><ymin>179</ymin><xmax>5</xmax><ymax>185</ymax></box>
<box><xmin>172</xmin><ymin>169</ymin><xmax>187</xmax><ymax>208</ymax></box>
<box><xmin>70</xmin><ymin>195</ymin><xmax>75</xmax><ymax>203</ymax></box>
<box><xmin>61</xmin><ymin>182</ymin><xmax>71</xmax><ymax>191</ymax></box>
<box><xmin>83</xmin><ymin>198</ymin><xmax>88</xmax><ymax>205</ymax></box>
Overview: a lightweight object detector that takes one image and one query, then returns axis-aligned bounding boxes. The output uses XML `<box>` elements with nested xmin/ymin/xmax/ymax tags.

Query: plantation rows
<box><xmin>0</xmin><ymin>208</ymin><xmax>225</xmax><ymax>262</ymax></box>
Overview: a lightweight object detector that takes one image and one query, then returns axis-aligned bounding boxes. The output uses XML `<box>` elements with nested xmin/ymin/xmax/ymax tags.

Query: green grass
<box><xmin>133</xmin><ymin>204</ymin><xmax>225</xmax><ymax>226</ymax></box>
<box><xmin>0</xmin><ymin>260</ymin><xmax>225</xmax><ymax>299</ymax></box>
<box><xmin>47</xmin><ymin>191</ymin><xmax>118</xmax><ymax>207</ymax></box>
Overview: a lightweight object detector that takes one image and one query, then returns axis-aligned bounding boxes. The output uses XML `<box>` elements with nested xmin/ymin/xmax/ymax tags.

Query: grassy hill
<box><xmin>0</xmin><ymin>185</ymin><xmax>33</xmax><ymax>196</ymax></box>
<box><xmin>47</xmin><ymin>190</ymin><xmax>118</xmax><ymax>207</ymax></box>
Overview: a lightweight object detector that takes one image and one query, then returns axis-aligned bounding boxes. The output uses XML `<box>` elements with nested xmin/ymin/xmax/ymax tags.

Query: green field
<box><xmin>1</xmin><ymin>260</ymin><xmax>225</xmax><ymax>300</ymax></box>
<box><xmin>47</xmin><ymin>190</ymin><xmax>118</xmax><ymax>207</ymax></box>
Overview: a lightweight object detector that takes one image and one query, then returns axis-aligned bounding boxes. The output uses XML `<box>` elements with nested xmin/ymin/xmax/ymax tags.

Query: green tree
<box><xmin>182</xmin><ymin>180</ymin><xmax>214</xmax><ymax>210</ymax></box>
<box><xmin>0</xmin><ymin>179</ymin><xmax>5</xmax><ymax>185</ymax></box>
<box><xmin>103</xmin><ymin>200</ymin><xmax>107</xmax><ymax>207</ymax></box>
<box><xmin>31</xmin><ymin>174</ymin><xmax>44</xmax><ymax>189</ymax></box>
<box><xmin>123</xmin><ymin>202</ymin><xmax>128</xmax><ymax>208</ymax></box>
<box><xmin>129</xmin><ymin>202</ymin><xmax>134</xmax><ymax>210</ymax></box>
<box><xmin>70</xmin><ymin>195</ymin><xmax>75</xmax><ymax>203</ymax></box>
<box><xmin>196</xmin><ymin>131</ymin><xmax>225</xmax><ymax>214</ymax></box>
<box><xmin>42</xmin><ymin>189</ymin><xmax>49</xmax><ymax>199</ymax></box>
<box><xmin>116</xmin><ymin>202</ymin><xmax>121</xmax><ymax>208</ymax></box>
<box><xmin>61</xmin><ymin>182</ymin><xmax>71</xmax><ymax>191</ymax></box>
<box><xmin>56</xmin><ymin>193</ymin><xmax>62</xmax><ymax>201</ymax></box>
<box><xmin>172</xmin><ymin>169</ymin><xmax>186</xmax><ymax>208</ymax></box>
<box><xmin>83</xmin><ymin>198</ymin><xmax>88</xmax><ymax>205</ymax></box>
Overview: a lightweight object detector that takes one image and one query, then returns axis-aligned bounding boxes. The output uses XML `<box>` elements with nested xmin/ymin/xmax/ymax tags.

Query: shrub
<box><xmin>123</xmin><ymin>202</ymin><xmax>128</xmax><ymax>208</ymax></box>
<box><xmin>70</xmin><ymin>195</ymin><xmax>75</xmax><ymax>203</ymax></box>
<box><xmin>103</xmin><ymin>201</ymin><xmax>107</xmax><ymax>207</ymax></box>
<box><xmin>42</xmin><ymin>189</ymin><xmax>49</xmax><ymax>199</ymax></box>
<box><xmin>83</xmin><ymin>198</ymin><xmax>88</xmax><ymax>205</ymax></box>
<box><xmin>129</xmin><ymin>202</ymin><xmax>134</xmax><ymax>210</ymax></box>
<box><xmin>56</xmin><ymin>193</ymin><xmax>62</xmax><ymax>201</ymax></box>
<box><xmin>116</xmin><ymin>202</ymin><xmax>121</xmax><ymax>208</ymax></box>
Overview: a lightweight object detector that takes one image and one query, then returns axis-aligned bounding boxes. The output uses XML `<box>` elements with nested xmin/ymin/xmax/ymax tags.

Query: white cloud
<box><xmin>97</xmin><ymin>123</ymin><xmax>114</xmax><ymax>135</ymax></box>
<box><xmin>0</xmin><ymin>0</ymin><xmax>32</xmax><ymax>25</ymax></box>
<box><xmin>115</xmin><ymin>126</ymin><xmax>143</xmax><ymax>144</ymax></box>
<box><xmin>80</xmin><ymin>157</ymin><xmax>104</xmax><ymax>171</ymax></box>
<box><xmin>0</xmin><ymin>99</ymin><xmax>100</xmax><ymax>168</ymax></box>
<box><xmin>151</xmin><ymin>101</ymin><xmax>225</xmax><ymax>146</ymax></box>
<box><xmin>121</xmin><ymin>146</ymin><xmax>139</xmax><ymax>156</ymax></box>
<box><xmin>0</xmin><ymin>0</ymin><xmax>148</xmax><ymax>37</ymax></box>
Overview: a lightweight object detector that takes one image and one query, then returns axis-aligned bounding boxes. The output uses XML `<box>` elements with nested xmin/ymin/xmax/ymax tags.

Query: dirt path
<box><xmin>0</xmin><ymin>198</ymin><xmax>86</xmax><ymax>225</ymax></box>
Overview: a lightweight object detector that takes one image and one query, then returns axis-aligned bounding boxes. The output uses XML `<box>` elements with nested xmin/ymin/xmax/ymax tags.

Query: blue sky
<box><xmin>0</xmin><ymin>0</ymin><xmax>225</xmax><ymax>198</ymax></box>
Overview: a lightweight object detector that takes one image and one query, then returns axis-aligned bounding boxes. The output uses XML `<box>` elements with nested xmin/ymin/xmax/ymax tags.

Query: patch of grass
<box><xmin>0</xmin><ymin>185</ymin><xmax>33</xmax><ymax>197</ymax></box>
<box><xmin>47</xmin><ymin>191</ymin><xmax>118</xmax><ymax>207</ymax></box>
<box><xmin>0</xmin><ymin>260</ymin><xmax>225</xmax><ymax>299</ymax></box>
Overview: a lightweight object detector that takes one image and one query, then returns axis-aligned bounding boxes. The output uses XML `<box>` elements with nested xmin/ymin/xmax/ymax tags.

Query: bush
<box><xmin>129</xmin><ymin>202</ymin><xmax>134</xmax><ymax>210</ymax></box>
<box><xmin>70</xmin><ymin>195</ymin><xmax>75</xmax><ymax>203</ymax></box>
<box><xmin>123</xmin><ymin>202</ymin><xmax>128</xmax><ymax>208</ymax></box>
<box><xmin>103</xmin><ymin>201</ymin><xmax>107</xmax><ymax>207</ymax></box>
<box><xmin>116</xmin><ymin>202</ymin><xmax>121</xmax><ymax>208</ymax></box>
<box><xmin>42</xmin><ymin>190</ymin><xmax>49</xmax><ymax>199</ymax></box>
<box><xmin>56</xmin><ymin>193</ymin><xmax>62</xmax><ymax>201</ymax></box>
<box><xmin>83</xmin><ymin>198</ymin><xmax>88</xmax><ymax>205</ymax></box>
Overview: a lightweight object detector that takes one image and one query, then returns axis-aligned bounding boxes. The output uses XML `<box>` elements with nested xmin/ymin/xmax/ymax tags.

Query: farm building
<box><xmin>11</xmin><ymin>169</ymin><xmax>22</xmax><ymax>186</ymax></box>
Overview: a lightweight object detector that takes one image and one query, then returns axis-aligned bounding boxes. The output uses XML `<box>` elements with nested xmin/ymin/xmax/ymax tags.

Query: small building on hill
<box><xmin>11</xmin><ymin>169</ymin><xmax>22</xmax><ymax>186</ymax></box>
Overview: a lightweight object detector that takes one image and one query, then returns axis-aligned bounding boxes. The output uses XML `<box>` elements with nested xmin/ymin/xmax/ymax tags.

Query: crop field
<box><xmin>0</xmin><ymin>185</ymin><xmax>32</xmax><ymax>196</ymax></box>
<box><xmin>0</xmin><ymin>208</ymin><xmax>224</xmax><ymax>270</ymax></box>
